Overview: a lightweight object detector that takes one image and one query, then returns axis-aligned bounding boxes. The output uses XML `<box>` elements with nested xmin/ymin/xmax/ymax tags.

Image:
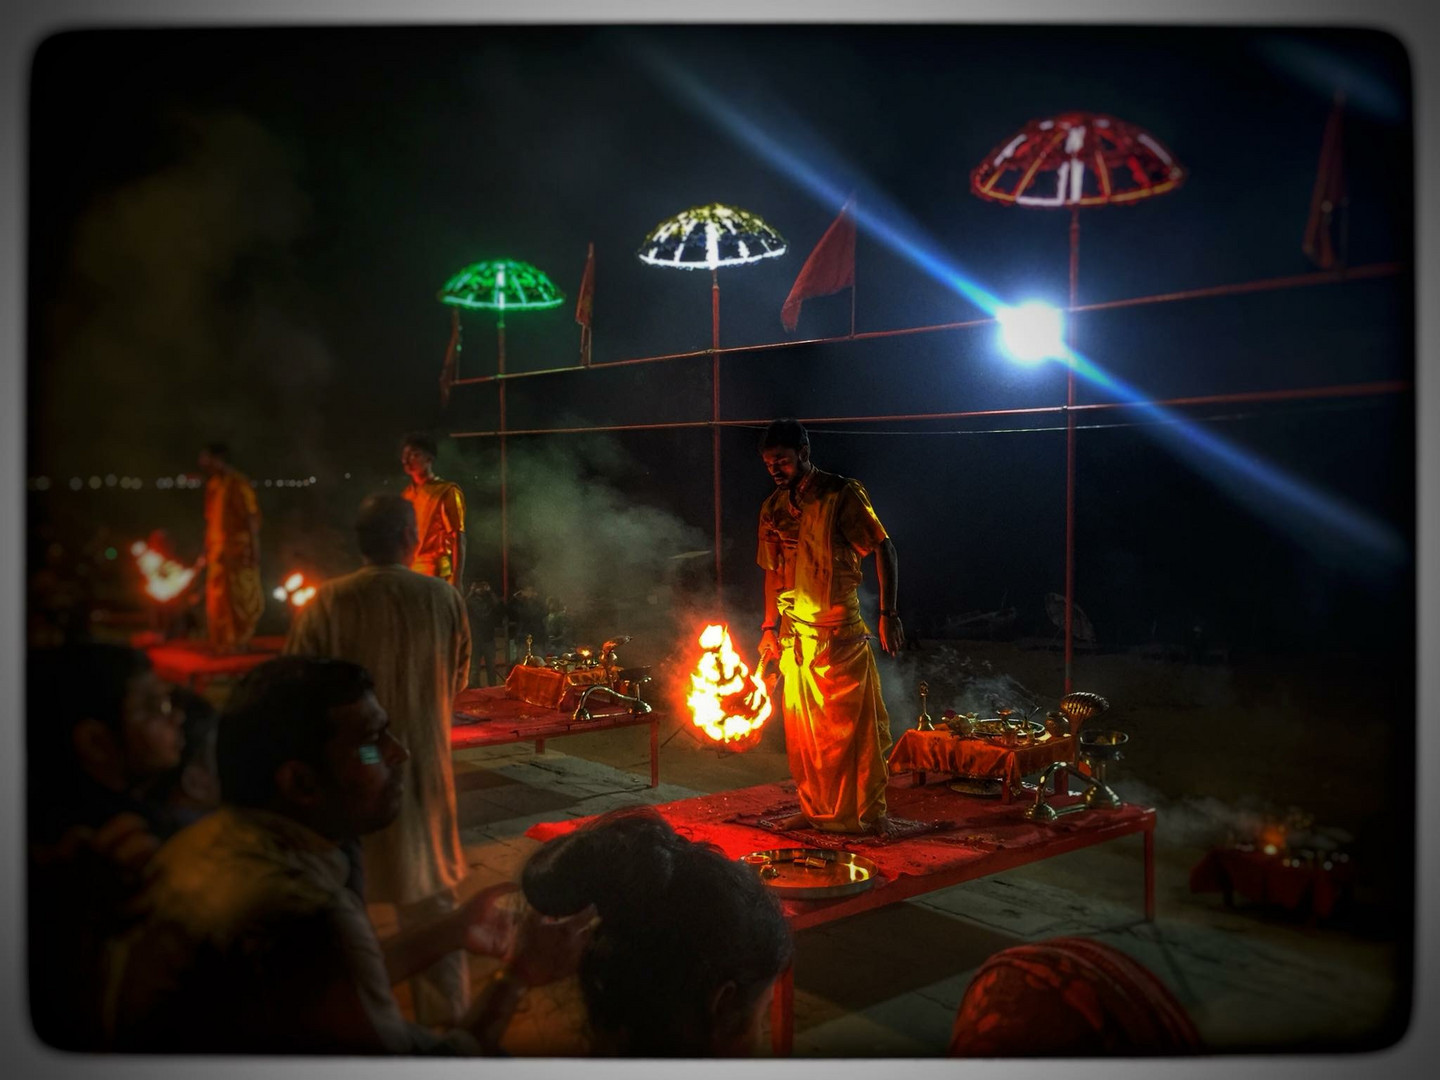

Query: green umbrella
<box><xmin>439</xmin><ymin>258</ymin><xmax>565</xmax><ymax>371</ymax></box>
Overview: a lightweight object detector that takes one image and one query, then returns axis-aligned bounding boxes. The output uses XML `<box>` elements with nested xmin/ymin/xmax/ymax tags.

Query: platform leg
<box><xmin>770</xmin><ymin>962</ymin><xmax>794</xmax><ymax>1056</ymax></box>
<box><xmin>534</xmin><ymin>738</ymin><xmax>546</xmax><ymax>756</ymax></box>
<box><xmin>1144</xmin><ymin>826</ymin><xmax>1156</xmax><ymax>921</ymax></box>
<box><xmin>649</xmin><ymin>719</ymin><xmax>659</xmax><ymax>788</ymax></box>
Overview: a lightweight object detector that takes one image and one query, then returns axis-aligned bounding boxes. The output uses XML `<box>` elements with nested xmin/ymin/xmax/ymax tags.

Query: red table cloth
<box><xmin>1189</xmin><ymin>848</ymin><xmax>1353</xmax><ymax>919</ymax></box>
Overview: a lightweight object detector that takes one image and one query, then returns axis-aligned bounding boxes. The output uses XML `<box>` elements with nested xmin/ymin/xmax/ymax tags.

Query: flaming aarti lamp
<box><xmin>687</xmin><ymin>623</ymin><xmax>773</xmax><ymax>752</ymax></box>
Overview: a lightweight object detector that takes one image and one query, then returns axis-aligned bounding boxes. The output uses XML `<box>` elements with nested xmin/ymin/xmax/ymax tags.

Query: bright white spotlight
<box><xmin>997</xmin><ymin>301</ymin><xmax>1065</xmax><ymax>363</ymax></box>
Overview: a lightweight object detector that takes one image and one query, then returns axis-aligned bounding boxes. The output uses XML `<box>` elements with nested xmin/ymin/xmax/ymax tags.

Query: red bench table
<box><xmin>527</xmin><ymin>778</ymin><xmax>1155</xmax><ymax>1054</ymax></box>
<box><xmin>452</xmin><ymin>685</ymin><xmax>661</xmax><ymax>788</ymax></box>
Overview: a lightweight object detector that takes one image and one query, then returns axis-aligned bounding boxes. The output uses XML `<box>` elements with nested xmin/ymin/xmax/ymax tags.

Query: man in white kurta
<box><xmin>286</xmin><ymin>495</ymin><xmax>471</xmax><ymax>1026</ymax></box>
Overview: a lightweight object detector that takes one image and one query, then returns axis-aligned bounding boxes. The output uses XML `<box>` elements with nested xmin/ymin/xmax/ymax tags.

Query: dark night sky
<box><xmin>25</xmin><ymin>23</ymin><xmax>1414</xmax><ymax>652</ymax></box>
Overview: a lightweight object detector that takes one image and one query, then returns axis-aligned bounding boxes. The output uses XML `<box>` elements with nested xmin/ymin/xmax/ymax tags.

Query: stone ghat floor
<box><xmin>371</xmin><ymin>728</ymin><xmax>1407</xmax><ymax>1058</ymax></box>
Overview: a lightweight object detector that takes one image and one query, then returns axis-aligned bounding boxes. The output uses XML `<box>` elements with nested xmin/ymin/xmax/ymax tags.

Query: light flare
<box><xmin>687</xmin><ymin>623</ymin><xmax>772</xmax><ymax>747</ymax></box>
<box><xmin>275</xmin><ymin>571</ymin><xmax>318</xmax><ymax>608</ymax></box>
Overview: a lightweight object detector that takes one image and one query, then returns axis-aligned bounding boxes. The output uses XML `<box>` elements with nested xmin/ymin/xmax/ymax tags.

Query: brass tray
<box><xmin>969</xmin><ymin>717</ymin><xmax>1047</xmax><ymax>739</ymax></box>
<box><xmin>739</xmin><ymin>848</ymin><xmax>880</xmax><ymax>900</ymax></box>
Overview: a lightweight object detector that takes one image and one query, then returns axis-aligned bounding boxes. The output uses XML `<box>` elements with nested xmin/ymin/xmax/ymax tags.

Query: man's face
<box><xmin>400</xmin><ymin>444</ymin><xmax>433</xmax><ymax>481</ymax></box>
<box><xmin>120</xmin><ymin>669</ymin><xmax>184</xmax><ymax>779</ymax></box>
<box><xmin>197</xmin><ymin>450</ymin><xmax>220</xmax><ymax>476</ymax></box>
<box><xmin>761</xmin><ymin>445</ymin><xmax>809</xmax><ymax>488</ymax></box>
<box><xmin>321</xmin><ymin>691</ymin><xmax>409</xmax><ymax>837</ymax></box>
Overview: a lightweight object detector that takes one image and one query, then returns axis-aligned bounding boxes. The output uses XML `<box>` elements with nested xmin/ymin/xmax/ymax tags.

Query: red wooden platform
<box><xmin>452</xmin><ymin>686</ymin><xmax>661</xmax><ymax>787</ymax></box>
<box><xmin>526</xmin><ymin>778</ymin><xmax>1155</xmax><ymax>1054</ymax></box>
<box><xmin>140</xmin><ymin>635</ymin><xmax>285</xmax><ymax>691</ymax></box>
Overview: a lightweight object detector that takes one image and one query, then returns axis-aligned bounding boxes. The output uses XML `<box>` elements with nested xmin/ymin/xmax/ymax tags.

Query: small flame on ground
<box><xmin>131</xmin><ymin>540</ymin><xmax>197</xmax><ymax>602</ymax></box>
<box><xmin>687</xmin><ymin>623</ymin><xmax>772</xmax><ymax>747</ymax></box>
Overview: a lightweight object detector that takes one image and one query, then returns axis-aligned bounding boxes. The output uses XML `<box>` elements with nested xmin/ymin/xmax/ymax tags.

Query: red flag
<box><xmin>1302</xmin><ymin>92</ymin><xmax>1346</xmax><ymax>270</ymax></box>
<box><xmin>439</xmin><ymin>307</ymin><xmax>460</xmax><ymax>407</ymax></box>
<box><xmin>781</xmin><ymin>198</ymin><xmax>855</xmax><ymax>332</ymax></box>
<box><xmin>575</xmin><ymin>242</ymin><xmax>595</xmax><ymax>366</ymax></box>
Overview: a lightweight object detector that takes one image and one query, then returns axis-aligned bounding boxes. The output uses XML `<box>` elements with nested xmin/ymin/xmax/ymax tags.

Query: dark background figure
<box><xmin>544</xmin><ymin>596</ymin><xmax>572</xmax><ymax>655</ymax></box>
<box><xmin>464</xmin><ymin>579</ymin><xmax>502</xmax><ymax>687</ymax></box>
<box><xmin>510</xmin><ymin>586</ymin><xmax>547</xmax><ymax>659</ymax></box>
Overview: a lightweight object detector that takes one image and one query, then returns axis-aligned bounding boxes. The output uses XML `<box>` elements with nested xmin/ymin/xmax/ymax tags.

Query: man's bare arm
<box><xmin>873</xmin><ymin>538</ymin><xmax>904</xmax><ymax>656</ymax></box>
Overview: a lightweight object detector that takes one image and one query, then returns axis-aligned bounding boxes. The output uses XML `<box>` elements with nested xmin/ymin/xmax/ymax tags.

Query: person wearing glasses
<box><xmin>284</xmin><ymin>494</ymin><xmax>473</xmax><ymax>1028</ymax></box>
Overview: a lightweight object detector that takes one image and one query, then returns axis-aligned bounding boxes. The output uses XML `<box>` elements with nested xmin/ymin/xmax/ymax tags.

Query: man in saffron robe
<box><xmin>199</xmin><ymin>443</ymin><xmax>263</xmax><ymax>652</ymax></box>
<box><xmin>284</xmin><ymin>495</ymin><xmax>472</xmax><ymax>1027</ymax></box>
<box><xmin>756</xmin><ymin>419</ymin><xmax>904</xmax><ymax>834</ymax></box>
<box><xmin>401</xmin><ymin>433</ymin><xmax>466</xmax><ymax>590</ymax></box>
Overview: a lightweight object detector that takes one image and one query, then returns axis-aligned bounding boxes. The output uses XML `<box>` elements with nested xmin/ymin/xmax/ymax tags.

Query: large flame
<box><xmin>131</xmin><ymin>540</ymin><xmax>198</xmax><ymax>602</ymax></box>
<box><xmin>687</xmin><ymin>623</ymin><xmax>772</xmax><ymax>747</ymax></box>
<box><xmin>273</xmin><ymin>571</ymin><xmax>318</xmax><ymax>608</ymax></box>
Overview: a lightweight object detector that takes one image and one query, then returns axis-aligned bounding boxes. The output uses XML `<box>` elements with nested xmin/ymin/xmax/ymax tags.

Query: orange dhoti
<box><xmin>777</xmin><ymin>616</ymin><xmax>893</xmax><ymax>832</ymax></box>
<box><xmin>205</xmin><ymin>560</ymin><xmax>263</xmax><ymax>650</ymax></box>
<box><xmin>204</xmin><ymin>470</ymin><xmax>263</xmax><ymax>650</ymax></box>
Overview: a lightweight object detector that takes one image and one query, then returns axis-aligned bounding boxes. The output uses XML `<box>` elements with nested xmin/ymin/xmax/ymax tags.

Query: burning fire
<box><xmin>130</xmin><ymin>540</ymin><xmax>198</xmax><ymax>602</ymax></box>
<box><xmin>273</xmin><ymin>571</ymin><xmax>318</xmax><ymax>608</ymax></box>
<box><xmin>1257</xmin><ymin>822</ymin><xmax>1288</xmax><ymax>856</ymax></box>
<box><xmin>687</xmin><ymin>623</ymin><xmax>772</xmax><ymax>747</ymax></box>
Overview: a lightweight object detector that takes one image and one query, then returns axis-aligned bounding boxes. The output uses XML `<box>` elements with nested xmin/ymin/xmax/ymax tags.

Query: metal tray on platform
<box><xmin>969</xmin><ymin>717</ymin><xmax>1047</xmax><ymax>740</ymax></box>
<box><xmin>739</xmin><ymin>848</ymin><xmax>879</xmax><ymax>900</ymax></box>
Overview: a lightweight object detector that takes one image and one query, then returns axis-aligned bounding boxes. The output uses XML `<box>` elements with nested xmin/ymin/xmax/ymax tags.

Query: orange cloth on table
<box><xmin>203</xmin><ymin>469</ymin><xmax>263</xmax><ymax>650</ymax></box>
<box><xmin>887</xmin><ymin>729</ymin><xmax>1075</xmax><ymax>788</ymax></box>
<box><xmin>403</xmin><ymin>477</ymin><xmax>465</xmax><ymax>585</ymax></box>
<box><xmin>758</xmin><ymin>469</ymin><xmax>892</xmax><ymax>832</ymax></box>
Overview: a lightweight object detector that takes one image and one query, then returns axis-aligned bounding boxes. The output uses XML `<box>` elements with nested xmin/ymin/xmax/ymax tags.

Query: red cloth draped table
<box><xmin>138</xmin><ymin>634</ymin><xmax>284</xmax><ymax>691</ymax></box>
<box><xmin>887</xmin><ymin>728</ymin><xmax>1077</xmax><ymax>799</ymax></box>
<box><xmin>451</xmin><ymin>685</ymin><xmax>661</xmax><ymax>787</ymax></box>
<box><xmin>1189</xmin><ymin>847</ymin><xmax>1354</xmax><ymax>920</ymax></box>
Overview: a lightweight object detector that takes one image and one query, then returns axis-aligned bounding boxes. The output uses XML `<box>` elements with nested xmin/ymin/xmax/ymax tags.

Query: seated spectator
<box><xmin>150</xmin><ymin>687</ymin><xmax>222</xmax><ymax>831</ymax></box>
<box><xmin>107</xmin><ymin>656</ymin><xmax>592</xmax><ymax>1054</ymax></box>
<box><xmin>517</xmin><ymin>807</ymin><xmax>793</xmax><ymax>1056</ymax></box>
<box><xmin>948</xmin><ymin>936</ymin><xmax>1202</xmax><ymax>1056</ymax></box>
<box><xmin>26</xmin><ymin>643</ymin><xmax>185</xmax><ymax>1049</ymax></box>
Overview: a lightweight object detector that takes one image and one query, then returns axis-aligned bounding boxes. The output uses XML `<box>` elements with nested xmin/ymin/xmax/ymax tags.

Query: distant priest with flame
<box><xmin>756</xmin><ymin>419</ymin><xmax>904</xmax><ymax>834</ymax></box>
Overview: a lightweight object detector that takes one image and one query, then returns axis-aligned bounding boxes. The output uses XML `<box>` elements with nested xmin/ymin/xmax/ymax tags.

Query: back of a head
<box><xmin>216</xmin><ymin>656</ymin><xmax>373</xmax><ymax>809</ymax></box>
<box><xmin>758</xmin><ymin>418</ymin><xmax>808</xmax><ymax>454</ymax></box>
<box><xmin>522</xmin><ymin>807</ymin><xmax>793</xmax><ymax>1055</ymax></box>
<box><xmin>354</xmin><ymin>494</ymin><xmax>416</xmax><ymax>565</ymax></box>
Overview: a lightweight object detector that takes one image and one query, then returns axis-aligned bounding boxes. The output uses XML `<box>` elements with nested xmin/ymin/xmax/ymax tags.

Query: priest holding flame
<box><xmin>756</xmin><ymin>419</ymin><xmax>903</xmax><ymax>834</ymax></box>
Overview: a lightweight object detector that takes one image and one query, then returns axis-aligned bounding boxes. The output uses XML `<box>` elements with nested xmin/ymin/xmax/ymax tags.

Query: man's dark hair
<box><xmin>354</xmin><ymin>494</ymin><xmax>416</xmax><ymax>564</ymax></box>
<box><xmin>216</xmin><ymin>657</ymin><xmax>374</xmax><ymax>808</ymax></box>
<box><xmin>203</xmin><ymin>442</ymin><xmax>230</xmax><ymax>460</ymax></box>
<box><xmin>523</xmin><ymin>807</ymin><xmax>793</xmax><ymax>1055</ymax></box>
<box><xmin>759</xmin><ymin>418</ymin><xmax>809</xmax><ymax>453</ymax></box>
<box><xmin>402</xmin><ymin>431</ymin><xmax>438</xmax><ymax>459</ymax></box>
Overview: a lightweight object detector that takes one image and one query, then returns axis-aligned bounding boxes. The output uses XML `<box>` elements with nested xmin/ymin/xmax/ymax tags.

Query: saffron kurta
<box><xmin>203</xmin><ymin>469</ymin><xmax>263</xmax><ymax>650</ymax></box>
<box><xmin>402</xmin><ymin>477</ymin><xmax>465</xmax><ymax>585</ymax></box>
<box><xmin>284</xmin><ymin>564</ymin><xmax>471</xmax><ymax>904</ymax></box>
<box><xmin>758</xmin><ymin>469</ymin><xmax>893</xmax><ymax>832</ymax></box>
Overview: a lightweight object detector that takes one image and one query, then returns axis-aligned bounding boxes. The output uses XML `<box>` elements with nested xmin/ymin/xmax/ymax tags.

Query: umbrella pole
<box><xmin>712</xmin><ymin>268</ymin><xmax>723</xmax><ymax>599</ymax></box>
<box><xmin>498</xmin><ymin>311</ymin><xmax>510</xmax><ymax>664</ymax></box>
<box><xmin>1064</xmin><ymin>207</ymin><xmax>1079</xmax><ymax>694</ymax></box>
